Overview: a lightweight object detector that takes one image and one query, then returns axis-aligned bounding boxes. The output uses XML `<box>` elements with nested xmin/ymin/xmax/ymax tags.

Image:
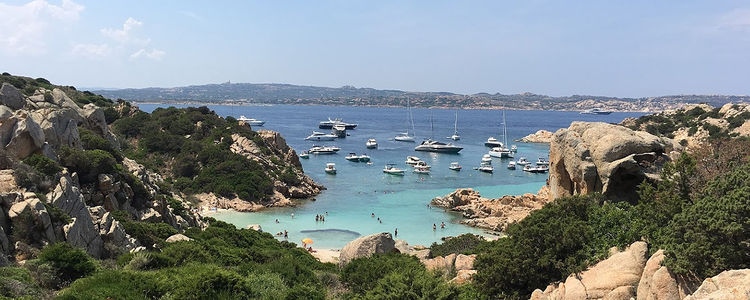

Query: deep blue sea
<box><xmin>139</xmin><ymin>104</ymin><xmax>645</xmax><ymax>248</ymax></box>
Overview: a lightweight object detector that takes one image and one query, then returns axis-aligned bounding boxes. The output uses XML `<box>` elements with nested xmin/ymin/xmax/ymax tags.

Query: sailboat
<box><xmin>395</xmin><ymin>99</ymin><xmax>416</xmax><ymax>142</ymax></box>
<box><xmin>447</xmin><ymin>110</ymin><xmax>460</xmax><ymax>140</ymax></box>
<box><xmin>488</xmin><ymin>111</ymin><xmax>513</xmax><ymax>158</ymax></box>
<box><xmin>415</xmin><ymin>110</ymin><xmax>463</xmax><ymax>153</ymax></box>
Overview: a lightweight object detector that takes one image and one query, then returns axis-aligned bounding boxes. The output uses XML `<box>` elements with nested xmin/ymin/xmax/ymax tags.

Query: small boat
<box><xmin>366</xmin><ymin>139</ymin><xmax>378</xmax><ymax>149</ymax></box>
<box><xmin>517</xmin><ymin>157</ymin><xmax>530</xmax><ymax>165</ymax></box>
<box><xmin>299</xmin><ymin>151</ymin><xmax>309</xmax><ymax>159</ymax></box>
<box><xmin>507</xmin><ymin>161</ymin><xmax>516</xmax><ymax>170</ymax></box>
<box><xmin>345</xmin><ymin>153</ymin><xmax>360</xmax><ymax>162</ymax></box>
<box><xmin>449</xmin><ymin>162</ymin><xmax>462</xmax><ymax>171</ymax></box>
<box><xmin>395</xmin><ymin>132</ymin><xmax>416</xmax><ymax>142</ymax></box>
<box><xmin>319</xmin><ymin>118</ymin><xmax>358</xmax><ymax>129</ymax></box>
<box><xmin>484</xmin><ymin>137</ymin><xmax>503</xmax><ymax>148</ymax></box>
<box><xmin>237</xmin><ymin>116</ymin><xmax>265</xmax><ymax>126</ymax></box>
<box><xmin>488</xmin><ymin>147</ymin><xmax>513</xmax><ymax>158</ymax></box>
<box><xmin>523</xmin><ymin>165</ymin><xmax>549</xmax><ymax>173</ymax></box>
<box><xmin>536</xmin><ymin>157</ymin><xmax>550</xmax><ymax>166</ymax></box>
<box><xmin>324</xmin><ymin>163</ymin><xmax>337</xmax><ymax>174</ymax></box>
<box><xmin>510</xmin><ymin>145</ymin><xmax>518</xmax><ymax>153</ymax></box>
<box><xmin>481</xmin><ymin>154</ymin><xmax>492</xmax><ymax>164</ymax></box>
<box><xmin>446</xmin><ymin>111</ymin><xmax>460</xmax><ymax>141</ymax></box>
<box><xmin>413</xmin><ymin>166</ymin><xmax>430</xmax><ymax>175</ymax></box>
<box><xmin>580</xmin><ymin>108</ymin><xmax>613</xmax><ymax>115</ymax></box>
<box><xmin>332</xmin><ymin>124</ymin><xmax>347</xmax><ymax>138</ymax></box>
<box><xmin>478</xmin><ymin>162</ymin><xmax>494</xmax><ymax>173</ymax></box>
<box><xmin>309</xmin><ymin>145</ymin><xmax>340</xmax><ymax>154</ymax></box>
<box><xmin>358</xmin><ymin>154</ymin><xmax>371</xmax><ymax>162</ymax></box>
<box><xmin>414</xmin><ymin>161</ymin><xmax>431</xmax><ymax>170</ymax></box>
<box><xmin>383</xmin><ymin>164</ymin><xmax>405</xmax><ymax>175</ymax></box>
<box><xmin>405</xmin><ymin>156</ymin><xmax>421</xmax><ymax>165</ymax></box>
<box><xmin>305</xmin><ymin>131</ymin><xmax>337</xmax><ymax>141</ymax></box>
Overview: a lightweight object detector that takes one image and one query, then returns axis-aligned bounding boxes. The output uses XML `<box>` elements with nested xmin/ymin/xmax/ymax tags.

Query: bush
<box><xmin>430</xmin><ymin>234</ymin><xmax>487</xmax><ymax>258</ymax></box>
<box><xmin>37</xmin><ymin>243</ymin><xmax>97</xmax><ymax>287</ymax></box>
<box><xmin>341</xmin><ymin>253</ymin><xmax>425</xmax><ymax>295</ymax></box>
<box><xmin>0</xmin><ymin>267</ymin><xmax>40</xmax><ymax>298</ymax></box>
<box><xmin>22</xmin><ymin>154</ymin><xmax>61</xmax><ymax>177</ymax></box>
<box><xmin>57</xmin><ymin>270</ymin><xmax>160</xmax><ymax>300</ymax></box>
<box><xmin>58</xmin><ymin>147</ymin><xmax>117</xmax><ymax>184</ymax></box>
<box><xmin>363</xmin><ymin>267</ymin><xmax>459</xmax><ymax>300</ymax></box>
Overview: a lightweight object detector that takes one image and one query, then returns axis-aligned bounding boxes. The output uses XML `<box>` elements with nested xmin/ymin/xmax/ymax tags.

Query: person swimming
<box><xmin>275</xmin><ymin>219</ymin><xmax>279</xmax><ymax>223</ymax></box>
<box><xmin>433</xmin><ymin>224</ymin><xmax>437</xmax><ymax>231</ymax></box>
<box><xmin>440</xmin><ymin>222</ymin><xmax>445</xmax><ymax>229</ymax></box>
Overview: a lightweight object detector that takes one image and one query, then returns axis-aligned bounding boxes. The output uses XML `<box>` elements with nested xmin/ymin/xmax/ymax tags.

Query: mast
<box><xmin>454</xmin><ymin>110</ymin><xmax>458</xmax><ymax>135</ymax></box>
<box><xmin>502</xmin><ymin>110</ymin><xmax>508</xmax><ymax>147</ymax></box>
<box><xmin>430</xmin><ymin>110</ymin><xmax>434</xmax><ymax>140</ymax></box>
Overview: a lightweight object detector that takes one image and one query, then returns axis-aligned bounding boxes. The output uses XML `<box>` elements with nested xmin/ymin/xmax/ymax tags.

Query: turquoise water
<box><xmin>139</xmin><ymin>104</ymin><xmax>644</xmax><ymax>248</ymax></box>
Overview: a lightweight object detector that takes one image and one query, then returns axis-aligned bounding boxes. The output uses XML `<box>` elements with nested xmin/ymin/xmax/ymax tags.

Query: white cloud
<box><xmin>179</xmin><ymin>10</ymin><xmax>204</xmax><ymax>22</ymax></box>
<box><xmin>71</xmin><ymin>43</ymin><xmax>111</xmax><ymax>59</ymax></box>
<box><xmin>0</xmin><ymin>0</ymin><xmax>84</xmax><ymax>55</ymax></box>
<box><xmin>130</xmin><ymin>48</ymin><xmax>166</xmax><ymax>61</ymax></box>
<box><xmin>100</xmin><ymin>17</ymin><xmax>150</xmax><ymax>45</ymax></box>
<box><xmin>717</xmin><ymin>9</ymin><xmax>750</xmax><ymax>31</ymax></box>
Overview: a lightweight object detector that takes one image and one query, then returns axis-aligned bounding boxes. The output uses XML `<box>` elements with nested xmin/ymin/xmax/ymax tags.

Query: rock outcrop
<box><xmin>50</xmin><ymin>174</ymin><xmax>104</xmax><ymax>258</ymax></box>
<box><xmin>338</xmin><ymin>232</ymin><xmax>396</xmax><ymax>266</ymax></box>
<box><xmin>420</xmin><ymin>253</ymin><xmax>478</xmax><ymax>284</ymax></box>
<box><xmin>431</xmin><ymin>187</ymin><xmax>550</xmax><ymax>231</ymax></box>
<box><xmin>548</xmin><ymin>122</ymin><xmax>671</xmax><ymax>202</ymax></box>
<box><xmin>532</xmin><ymin>241</ymin><xmax>648</xmax><ymax>300</ymax></box>
<box><xmin>0</xmin><ymin>83</ymin><xmax>25</xmax><ymax>110</ymax></box>
<box><xmin>684</xmin><ymin>269</ymin><xmax>750</xmax><ymax>300</ymax></box>
<box><xmin>518</xmin><ymin>129</ymin><xmax>554</xmax><ymax>143</ymax></box>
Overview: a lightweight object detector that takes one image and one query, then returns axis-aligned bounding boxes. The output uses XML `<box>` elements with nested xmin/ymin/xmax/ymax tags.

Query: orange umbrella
<box><xmin>301</xmin><ymin>238</ymin><xmax>313</xmax><ymax>245</ymax></box>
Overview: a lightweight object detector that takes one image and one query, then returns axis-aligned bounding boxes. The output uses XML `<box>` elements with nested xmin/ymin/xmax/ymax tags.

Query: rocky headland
<box><xmin>517</xmin><ymin>129</ymin><xmax>554</xmax><ymax>143</ymax></box>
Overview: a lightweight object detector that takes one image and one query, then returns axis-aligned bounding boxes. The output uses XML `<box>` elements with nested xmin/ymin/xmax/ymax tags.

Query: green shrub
<box><xmin>58</xmin><ymin>147</ymin><xmax>117</xmax><ymax>184</ymax></box>
<box><xmin>363</xmin><ymin>267</ymin><xmax>459</xmax><ymax>300</ymax></box>
<box><xmin>37</xmin><ymin>243</ymin><xmax>96</xmax><ymax>287</ymax></box>
<box><xmin>0</xmin><ymin>266</ymin><xmax>40</xmax><ymax>298</ymax></box>
<box><xmin>57</xmin><ymin>270</ymin><xmax>160</xmax><ymax>300</ymax></box>
<box><xmin>22</xmin><ymin>154</ymin><xmax>61</xmax><ymax>177</ymax></box>
<box><xmin>429</xmin><ymin>234</ymin><xmax>487</xmax><ymax>258</ymax></box>
<box><xmin>341</xmin><ymin>253</ymin><xmax>425</xmax><ymax>295</ymax></box>
<box><xmin>43</xmin><ymin>202</ymin><xmax>72</xmax><ymax>224</ymax></box>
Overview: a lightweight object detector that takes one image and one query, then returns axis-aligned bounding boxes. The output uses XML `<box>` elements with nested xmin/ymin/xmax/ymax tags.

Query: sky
<box><xmin>1</xmin><ymin>0</ymin><xmax>749</xmax><ymax>97</ymax></box>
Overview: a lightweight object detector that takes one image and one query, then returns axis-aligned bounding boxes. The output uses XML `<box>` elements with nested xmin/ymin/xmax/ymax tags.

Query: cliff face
<box><xmin>548</xmin><ymin>122</ymin><xmax>673</xmax><ymax>202</ymax></box>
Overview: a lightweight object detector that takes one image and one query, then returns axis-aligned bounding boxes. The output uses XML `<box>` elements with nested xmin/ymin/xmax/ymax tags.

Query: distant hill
<box><xmin>94</xmin><ymin>82</ymin><xmax>750</xmax><ymax>112</ymax></box>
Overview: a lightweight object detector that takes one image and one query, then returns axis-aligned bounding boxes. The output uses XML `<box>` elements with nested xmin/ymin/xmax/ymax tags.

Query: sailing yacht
<box><xmin>395</xmin><ymin>100</ymin><xmax>416</xmax><ymax>142</ymax></box>
<box><xmin>415</xmin><ymin>110</ymin><xmax>463</xmax><ymax>154</ymax></box>
<box><xmin>447</xmin><ymin>111</ymin><xmax>460</xmax><ymax>140</ymax></box>
<box><xmin>487</xmin><ymin>111</ymin><xmax>513</xmax><ymax>158</ymax></box>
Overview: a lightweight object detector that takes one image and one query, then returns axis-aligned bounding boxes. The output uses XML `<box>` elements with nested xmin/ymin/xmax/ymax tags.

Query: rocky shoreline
<box><xmin>431</xmin><ymin>186</ymin><xmax>550</xmax><ymax>232</ymax></box>
<box><xmin>517</xmin><ymin>129</ymin><xmax>554</xmax><ymax>143</ymax></box>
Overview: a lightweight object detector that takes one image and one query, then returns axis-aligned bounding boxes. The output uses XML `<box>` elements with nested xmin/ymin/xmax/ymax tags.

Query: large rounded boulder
<box><xmin>338</xmin><ymin>232</ymin><xmax>396</xmax><ymax>266</ymax></box>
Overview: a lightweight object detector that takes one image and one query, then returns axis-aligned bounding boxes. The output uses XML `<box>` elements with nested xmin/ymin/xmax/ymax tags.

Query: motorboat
<box><xmin>237</xmin><ymin>116</ymin><xmax>265</xmax><ymax>126</ymax></box>
<box><xmin>405</xmin><ymin>156</ymin><xmax>422</xmax><ymax>165</ymax></box>
<box><xmin>299</xmin><ymin>151</ymin><xmax>309</xmax><ymax>159</ymax></box>
<box><xmin>481</xmin><ymin>154</ymin><xmax>492</xmax><ymax>164</ymax></box>
<box><xmin>449</xmin><ymin>162</ymin><xmax>462</xmax><ymax>171</ymax></box>
<box><xmin>415</xmin><ymin>139</ymin><xmax>463</xmax><ymax>153</ymax></box>
<box><xmin>332</xmin><ymin>124</ymin><xmax>347</xmax><ymax>138</ymax></box>
<box><xmin>305</xmin><ymin>131</ymin><xmax>337</xmax><ymax>141</ymax></box>
<box><xmin>358</xmin><ymin>154</ymin><xmax>371</xmax><ymax>162</ymax></box>
<box><xmin>395</xmin><ymin>99</ymin><xmax>417</xmax><ymax>142</ymax></box>
<box><xmin>413</xmin><ymin>166</ymin><xmax>431</xmax><ymax>175</ymax></box>
<box><xmin>345</xmin><ymin>153</ymin><xmax>360</xmax><ymax>162</ymax></box>
<box><xmin>366</xmin><ymin>139</ymin><xmax>378</xmax><ymax>149</ymax></box>
<box><xmin>488</xmin><ymin>147</ymin><xmax>513</xmax><ymax>158</ymax></box>
<box><xmin>511</xmin><ymin>145</ymin><xmax>518</xmax><ymax>153</ymax></box>
<box><xmin>308</xmin><ymin>145</ymin><xmax>340</xmax><ymax>154</ymax></box>
<box><xmin>446</xmin><ymin>110</ymin><xmax>460</xmax><ymax>141</ymax></box>
<box><xmin>536</xmin><ymin>157</ymin><xmax>550</xmax><ymax>166</ymax></box>
<box><xmin>383</xmin><ymin>164</ymin><xmax>405</xmax><ymax>175</ymax></box>
<box><xmin>413</xmin><ymin>161</ymin><xmax>431</xmax><ymax>169</ymax></box>
<box><xmin>319</xmin><ymin>118</ymin><xmax>358</xmax><ymax>129</ymax></box>
<box><xmin>507</xmin><ymin>161</ymin><xmax>517</xmax><ymax>170</ymax></box>
<box><xmin>484</xmin><ymin>137</ymin><xmax>503</xmax><ymax>148</ymax></box>
<box><xmin>517</xmin><ymin>157</ymin><xmax>530</xmax><ymax>165</ymax></box>
<box><xmin>478</xmin><ymin>162</ymin><xmax>494</xmax><ymax>173</ymax></box>
<box><xmin>523</xmin><ymin>165</ymin><xmax>549</xmax><ymax>173</ymax></box>
<box><xmin>580</xmin><ymin>108</ymin><xmax>613</xmax><ymax>115</ymax></box>
<box><xmin>324</xmin><ymin>163</ymin><xmax>337</xmax><ymax>175</ymax></box>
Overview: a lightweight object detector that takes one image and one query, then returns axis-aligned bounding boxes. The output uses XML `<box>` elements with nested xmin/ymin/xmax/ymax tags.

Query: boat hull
<box><xmin>320</xmin><ymin>124</ymin><xmax>357</xmax><ymax>129</ymax></box>
<box><xmin>484</xmin><ymin>141</ymin><xmax>503</xmax><ymax>147</ymax></box>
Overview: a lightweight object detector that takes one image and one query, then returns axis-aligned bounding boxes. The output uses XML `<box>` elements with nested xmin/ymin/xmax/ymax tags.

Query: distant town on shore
<box><xmin>94</xmin><ymin>82</ymin><xmax>750</xmax><ymax>112</ymax></box>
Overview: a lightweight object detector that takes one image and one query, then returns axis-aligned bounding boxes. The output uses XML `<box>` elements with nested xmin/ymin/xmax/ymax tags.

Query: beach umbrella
<box><xmin>301</xmin><ymin>238</ymin><xmax>313</xmax><ymax>245</ymax></box>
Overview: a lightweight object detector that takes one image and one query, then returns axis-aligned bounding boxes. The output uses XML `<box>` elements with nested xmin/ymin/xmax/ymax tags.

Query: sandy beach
<box><xmin>311</xmin><ymin>248</ymin><xmax>340</xmax><ymax>264</ymax></box>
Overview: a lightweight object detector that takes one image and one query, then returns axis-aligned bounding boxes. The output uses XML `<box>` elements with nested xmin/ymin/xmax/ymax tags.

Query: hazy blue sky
<box><xmin>2</xmin><ymin>1</ymin><xmax>749</xmax><ymax>97</ymax></box>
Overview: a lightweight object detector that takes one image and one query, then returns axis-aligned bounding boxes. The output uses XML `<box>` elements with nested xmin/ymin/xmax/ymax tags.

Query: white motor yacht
<box><xmin>536</xmin><ymin>157</ymin><xmax>550</xmax><ymax>166</ymax></box>
<box><xmin>507</xmin><ymin>161</ymin><xmax>517</xmax><ymax>170</ymax></box>
<box><xmin>517</xmin><ymin>157</ymin><xmax>530</xmax><ymax>165</ymax></box>
<box><xmin>481</xmin><ymin>154</ymin><xmax>492</xmax><ymax>164</ymax></box>
<box><xmin>305</xmin><ymin>131</ymin><xmax>337</xmax><ymax>141</ymax></box>
<box><xmin>237</xmin><ymin>116</ymin><xmax>265</xmax><ymax>126</ymax></box>
<box><xmin>523</xmin><ymin>165</ymin><xmax>549</xmax><ymax>173</ymax></box>
<box><xmin>345</xmin><ymin>153</ymin><xmax>360</xmax><ymax>162</ymax></box>
<box><xmin>405</xmin><ymin>156</ymin><xmax>421</xmax><ymax>165</ymax></box>
<box><xmin>319</xmin><ymin>118</ymin><xmax>358</xmax><ymax>129</ymax></box>
<box><xmin>299</xmin><ymin>151</ymin><xmax>309</xmax><ymax>159</ymax></box>
<box><xmin>308</xmin><ymin>145</ymin><xmax>340</xmax><ymax>154</ymax></box>
<box><xmin>332</xmin><ymin>124</ymin><xmax>347</xmax><ymax>138</ymax></box>
<box><xmin>478</xmin><ymin>162</ymin><xmax>494</xmax><ymax>173</ymax></box>
<box><xmin>484</xmin><ymin>137</ymin><xmax>503</xmax><ymax>148</ymax></box>
<box><xmin>580</xmin><ymin>108</ymin><xmax>613</xmax><ymax>115</ymax></box>
<box><xmin>366</xmin><ymin>139</ymin><xmax>378</xmax><ymax>149</ymax></box>
<box><xmin>413</xmin><ymin>161</ymin><xmax>431</xmax><ymax>170</ymax></box>
<box><xmin>413</xmin><ymin>166</ymin><xmax>430</xmax><ymax>175</ymax></box>
<box><xmin>358</xmin><ymin>154</ymin><xmax>371</xmax><ymax>162</ymax></box>
<box><xmin>449</xmin><ymin>162</ymin><xmax>462</xmax><ymax>171</ymax></box>
<box><xmin>488</xmin><ymin>147</ymin><xmax>513</xmax><ymax>158</ymax></box>
<box><xmin>415</xmin><ymin>139</ymin><xmax>463</xmax><ymax>154</ymax></box>
<box><xmin>383</xmin><ymin>164</ymin><xmax>405</xmax><ymax>175</ymax></box>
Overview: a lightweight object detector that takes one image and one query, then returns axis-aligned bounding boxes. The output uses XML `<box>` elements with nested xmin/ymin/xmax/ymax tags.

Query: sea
<box><xmin>138</xmin><ymin>104</ymin><xmax>645</xmax><ymax>249</ymax></box>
